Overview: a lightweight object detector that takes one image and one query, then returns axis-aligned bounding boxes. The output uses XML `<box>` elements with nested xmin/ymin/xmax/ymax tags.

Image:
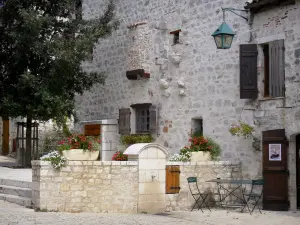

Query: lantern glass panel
<box><xmin>223</xmin><ymin>35</ymin><xmax>233</xmax><ymax>49</ymax></box>
<box><xmin>214</xmin><ymin>35</ymin><xmax>223</xmax><ymax>49</ymax></box>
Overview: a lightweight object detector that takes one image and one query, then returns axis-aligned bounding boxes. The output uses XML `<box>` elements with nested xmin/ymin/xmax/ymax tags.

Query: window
<box><xmin>170</xmin><ymin>29</ymin><xmax>181</xmax><ymax>45</ymax></box>
<box><xmin>118</xmin><ymin>104</ymin><xmax>157</xmax><ymax>135</ymax></box>
<box><xmin>136</xmin><ymin>106</ymin><xmax>150</xmax><ymax>133</ymax></box>
<box><xmin>191</xmin><ymin>118</ymin><xmax>203</xmax><ymax>137</ymax></box>
<box><xmin>240</xmin><ymin>40</ymin><xmax>285</xmax><ymax>99</ymax></box>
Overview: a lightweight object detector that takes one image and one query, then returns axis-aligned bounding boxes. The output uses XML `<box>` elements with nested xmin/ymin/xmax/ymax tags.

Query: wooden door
<box><xmin>2</xmin><ymin>119</ymin><xmax>9</xmax><ymax>155</ymax></box>
<box><xmin>296</xmin><ymin>135</ymin><xmax>300</xmax><ymax>209</ymax></box>
<box><xmin>262</xmin><ymin>129</ymin><xmax>289</xmax><ymax>211</ymax></box>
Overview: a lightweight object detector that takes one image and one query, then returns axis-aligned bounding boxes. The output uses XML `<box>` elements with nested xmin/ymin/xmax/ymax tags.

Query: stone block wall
<box><xmin>165</xmin><ymin>161</ymin><xmax>242</xmax><ymax>211</ymax></box>
<box><xmin>32</xmin><ymin>161</ymin><xmax>139</xmax><ymax>213</ymax></box>
<box><xmin>31</xmin><ymin>159</ymin><xmax>241</xmax><ymax>213</ymax></box>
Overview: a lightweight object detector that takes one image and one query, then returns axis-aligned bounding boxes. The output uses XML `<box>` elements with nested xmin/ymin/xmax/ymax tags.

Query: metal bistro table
<box><xmin>206</xmin><ymin>179</ymin><xmax>253</xmax><ymax>208</ymax></box>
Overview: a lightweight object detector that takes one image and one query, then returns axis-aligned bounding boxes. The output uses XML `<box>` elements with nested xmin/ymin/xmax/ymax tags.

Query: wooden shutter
<box><xmin>269</xmin><ymin>40</ymin><xmax>285</xmax><ymax>97</ymax></box>
<box><xmin>149</xmin><ymin>105</ymin><xmax>157</xmax><ymax>133</ymax></box>
<box><xmin>240</xmin><ymin>44</ymin><xmax>258</xmax><ymax>99</ymax></box>
<box><xmin>118</xmin><ymin>108</ymin><xmax>131</xmax><ymax>135</ymax></box>
<box><xmin>166</xmin><ymin>165</ymin><xmax>180</xmax><ymax>194</ymax></box>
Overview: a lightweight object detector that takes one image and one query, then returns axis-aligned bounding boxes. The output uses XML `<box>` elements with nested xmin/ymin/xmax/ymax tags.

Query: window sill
<box><xmin>258</xmin><ymin>97</ymin><xmax>284</xmax><ymax>102</ymax></box>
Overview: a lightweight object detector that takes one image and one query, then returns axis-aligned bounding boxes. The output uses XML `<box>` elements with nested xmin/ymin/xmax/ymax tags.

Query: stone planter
<box><xmin>62</xmin><ymin>149</ymin><xmax>99</xmax><ymax>161</ymax></box>
<box><xmin>190</xmin><ymin>151</ymin><xmax>210</xmax><ymax>162</ymax></box>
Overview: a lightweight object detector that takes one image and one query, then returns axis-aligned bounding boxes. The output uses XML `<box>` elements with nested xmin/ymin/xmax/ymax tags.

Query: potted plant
<box><xmin>112</xmin><ymin>151</ymin><xmax>128</xmax><ymax>161</ymax></box>
<box><xmin>229</xmin><ymin>121</ymin><xmax>261</xmax><ymax>151</ymax></box>
<box><xmin>58</xmin><ymin>133</ymin><xmax>101</xmax><ymax>160</ymax></box>
<box><xmin>174</xmin><ymin>136</ymin><xmax>221</xmax><ymax>162</ymax></box>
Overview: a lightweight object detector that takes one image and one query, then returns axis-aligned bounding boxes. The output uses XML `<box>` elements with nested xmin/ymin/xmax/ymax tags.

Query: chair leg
<box><xmin>241</xmin><ymin>195</ymin><xmax>250</xmax><ymax>213</ymax></box>
<box><xmin>201</xmin><ymin>194</ymin><xmax>211</xmax><ymax>211</ymax></box>
<box><xmin>192</xmin><ymin>196</ymin><xmax>203</xmax><ymax>212</ymax></box>
<box><xmin>250</xmin><ymin>197</ymin><xmax>261</xmax><ymax>214</ymax></box>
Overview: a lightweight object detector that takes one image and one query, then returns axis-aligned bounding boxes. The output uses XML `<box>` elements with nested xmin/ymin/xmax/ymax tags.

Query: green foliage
<box><xmin>207</xmin><ymin>138</ymin><xmax>221</xmax><ymax>161</ymax></box>
<box><xmin>112</xmin><ymin>151</ymin><xmax>128</xmax><ymax>161</ymax></box>
<box><xmin>0</xmin><ymin>0</ymin><xmax>118</xmax><ymax>122</ymax></box>
<box><xmin>40</xmin><ymin>151</ymin><xmax>68</xmax><ymax>169</ymax></box>
<box><xmin>175</xmin><ymin>136</ymin><xmax>221</xmax><ymax>161</ymax></box>
<box><xmin>192</xmin><ymin>129</ymin><xmax>203</xmax><ymax>138</ymax></box>
<box><xmin>121</xmin><ymin>134</ymin><xmax>153</xmax><ymax>146</ymax></box>
<box><xmin>229</xmin><ymin>121</ymin><xmax>254</xmax><ymax>139</ymax></box>
<box><xmin>58</xmin><ymin>134</ymin><xmax>101</xmax><ymax>153</ymax></box>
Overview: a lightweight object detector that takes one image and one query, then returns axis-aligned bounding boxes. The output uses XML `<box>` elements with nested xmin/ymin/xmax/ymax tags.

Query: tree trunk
<box><xmin>25</xmin><ymin>115</ymin><xmax>32</xmax><ymax>167</ymax></box>
<box><xmin>1</xmin><ymin>116</ymin><xmax>9</xmax><ymax>156</ymax></box>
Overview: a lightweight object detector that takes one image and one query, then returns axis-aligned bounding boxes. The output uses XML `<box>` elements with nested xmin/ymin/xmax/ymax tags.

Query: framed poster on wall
<box><xmin>269</xmin><ymin>144</ymin><xmax>281</xmax><ymax>161</ymax></box>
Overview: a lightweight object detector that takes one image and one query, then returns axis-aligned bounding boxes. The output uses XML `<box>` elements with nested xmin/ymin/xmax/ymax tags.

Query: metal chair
<box><xmin>241</xmin><ymin>179</ymin><xmax>264</xmax><ymax>214</ymax></box>
<box><xmin>187</xmin><ymin>177</ymin><xmax>211</xmax><ymax>212</ymax></box>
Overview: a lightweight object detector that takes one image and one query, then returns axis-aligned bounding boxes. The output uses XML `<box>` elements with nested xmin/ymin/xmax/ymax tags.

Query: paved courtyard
<box><xmin>0</xmin><ymin>200</ymin><xmax>299</xmax><ymax>225</ymax></box>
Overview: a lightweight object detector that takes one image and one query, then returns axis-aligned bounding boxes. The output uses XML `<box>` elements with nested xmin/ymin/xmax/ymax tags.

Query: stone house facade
<box><xmin>77</xmin><ymin>0</ymin><xmax>300</xmax><ymax>210</ymax></box>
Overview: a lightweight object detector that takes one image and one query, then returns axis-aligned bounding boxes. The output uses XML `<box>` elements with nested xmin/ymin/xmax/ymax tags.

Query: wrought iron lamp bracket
<box><xmin>222</xmin><ymin>7</ymin><xmax>248</xmax><ymax>22</ymax></box>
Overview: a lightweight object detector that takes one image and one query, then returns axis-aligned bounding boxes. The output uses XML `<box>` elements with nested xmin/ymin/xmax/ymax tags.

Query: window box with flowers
<box><xmin>169</xmin><ymin>136</ymin><xmax>221</xmax><ymax>162</ymax></box>
<box><xmin>58</xmin><ymin>133</ymin><xmax>101</xmax><ymax>161</ymax></box>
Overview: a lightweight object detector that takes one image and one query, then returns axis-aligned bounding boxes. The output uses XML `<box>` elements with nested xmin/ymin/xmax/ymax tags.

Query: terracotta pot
<box><xmin>190</xmin><ymin>151</ymin><xmax>210</xmax><ymax>162</ymax></box>
<box><xmin>62</xmin><ymin>149</ymin><xmax>99</xmax><ymax>161</ymax></box>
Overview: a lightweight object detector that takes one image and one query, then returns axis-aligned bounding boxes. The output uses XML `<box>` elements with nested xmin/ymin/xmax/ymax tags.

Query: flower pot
<box><xmin>62</xmin><ymin>149</ymin><xmax>99</xmax><ymax>161</ymax></box>
<box><xmin>190</xmin><ymin>151</ymin><xmax>210</xmax><ymax>162</ymax></box>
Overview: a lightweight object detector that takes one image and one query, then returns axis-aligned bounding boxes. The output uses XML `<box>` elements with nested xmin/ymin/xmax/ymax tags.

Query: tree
<box><xmin>0</xmin><ymin>0</ymin><xmax>118</xmax><ymax>166</ymax></box>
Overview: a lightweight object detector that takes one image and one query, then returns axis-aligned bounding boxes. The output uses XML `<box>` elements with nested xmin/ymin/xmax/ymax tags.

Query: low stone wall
<box><xmin>165</xmin><ymin>161</ymin><xmax>242</xmax><ymax>211</ymax></box>
<box><xmin>32</xmin><ymin>160</ymin><xmax>241</xmax><ymax>213</ymax></box>
<box><xmin>32</xmin><ymin>161</ymin><xmax>138</xmax><ymax>213</ymax></box>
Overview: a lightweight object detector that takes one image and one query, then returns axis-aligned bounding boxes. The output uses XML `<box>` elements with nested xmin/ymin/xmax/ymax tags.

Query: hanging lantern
<box><xmin>212</xmin><ymin>22</ymin><xmax>235</xmax><ymax>49</ymax></box>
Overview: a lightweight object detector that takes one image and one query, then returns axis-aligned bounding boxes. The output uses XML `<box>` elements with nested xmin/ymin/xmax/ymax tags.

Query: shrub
<box><xmin>40</xmin><ymin>151</ymin><xmax>68</xmax><ymax>169</ymax></box>
<box><xmin>120</xmin><ymin>134</ymin><xmax>153</xmax><ymax>145</ymax></box>
<box><xmin>112</xmin><ymin>151</ymin><xmax>128</xmax><ymax>161</ymax></box>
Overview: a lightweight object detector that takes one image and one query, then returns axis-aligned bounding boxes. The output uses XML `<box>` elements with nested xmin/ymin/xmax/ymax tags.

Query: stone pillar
<box><xmin>80</xmin><ymin>119</ymin><xmax>118</xmax><ymax>161</ymax></box>
<box><xmin>124</xmin><ymin>143</ymin><xmax>169</xmax><ymax>213</ymax></box>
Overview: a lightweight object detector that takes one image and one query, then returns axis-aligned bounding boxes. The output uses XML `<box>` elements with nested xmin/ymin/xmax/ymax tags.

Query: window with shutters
<box><xmin>240</xmin><ymin>40</ymin><xmax>285</xmax><ymax>99</ymax></box>
<box><xmin>118</xmin><ymin>104</ymin><xmax>157</xmax><ymax>135</ymax></box>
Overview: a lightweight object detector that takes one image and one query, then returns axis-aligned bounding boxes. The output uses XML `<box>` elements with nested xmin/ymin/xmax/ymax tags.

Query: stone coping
<box><xmin>32</xmin><ymin>160</ymin><xmax>239</xmax><ymax>167</ymax></box>
<box><xmin>166</xmin><ymin>161</ymin><xmax>241</xmax><ymax>166</ymax></box>
<box><xmin>79</xmin><ymin>119</ymin><xmax>118</xmax><ymax>125</ymax></box>
<box><xmin>32</xmin><ymin>160</ymin><xmax>138</xmax><ymax>166</ymax></box>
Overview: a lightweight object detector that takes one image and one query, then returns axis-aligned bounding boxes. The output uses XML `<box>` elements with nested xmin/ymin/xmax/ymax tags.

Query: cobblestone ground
<box><xmin>0</xmin><ymin>200</ymin><xmax>300</xmax><ymax>225</ymax></box>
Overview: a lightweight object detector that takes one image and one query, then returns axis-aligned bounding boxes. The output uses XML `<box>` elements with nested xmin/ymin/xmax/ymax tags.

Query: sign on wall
<box><xmin>269</xmin><ymin>144</ymin><xmax>281</xmax><ymax>161</ymax></box>
<box><xmin>84</xmin><ymin>124</ymin><xmax>101</xmax><ymax>136</ymax></box>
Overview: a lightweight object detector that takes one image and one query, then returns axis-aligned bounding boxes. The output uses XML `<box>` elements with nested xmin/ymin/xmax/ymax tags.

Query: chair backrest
<box><xmin>187</xmin><ymin>177</ymin><xmax>200</xmax><ymax>195</ymax></box>
<box><xmin>252</xmin><ymin>179</ymin><xmax>263</xmax><ymax>185</ymax></box>
<box><xmin>187</xmin><ymin>177</ymin><xmax>197</xmax><ymax>183</ymax></box>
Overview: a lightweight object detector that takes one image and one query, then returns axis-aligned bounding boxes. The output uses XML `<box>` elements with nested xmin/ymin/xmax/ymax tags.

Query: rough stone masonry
<box><xmin>78</xmin><ymin>0</ymin><xmax>299</xmax><ymax>209</ymax></box>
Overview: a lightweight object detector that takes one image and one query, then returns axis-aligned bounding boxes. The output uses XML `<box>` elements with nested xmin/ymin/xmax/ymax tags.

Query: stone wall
<box><xmin>165</xmin><ymin>161</ymin><xmax>242</xmax><ymax>211</ymax></box>
<box><xmin>78</xmin><ymin>0</ymin><xmax>258</xmax><ymax>179</ymax></box>
<box><xmin>32</xmin><ymin>161</ymin><xmax>139</xmax><ymax>213</ymax></box>
<box><xmin>32</xmin><ymin>159</ymin><xmax>241</xmax><ymax>213</ymax></box>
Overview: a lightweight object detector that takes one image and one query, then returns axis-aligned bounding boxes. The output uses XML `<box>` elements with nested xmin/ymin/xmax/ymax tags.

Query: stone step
<box><xmin>0</xmin><ymin>193</ymin><xmax>32</xmax><ymax>208</ymax></box>
<box><xmin>0</xmin><ymin>179</ymin><xmax>31</xmax><ymax>189</ymax></box>
<box><xmin>0</xmin><ymin>185</ymin><xmax>32</xmax><ymax>198</ymax></box>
